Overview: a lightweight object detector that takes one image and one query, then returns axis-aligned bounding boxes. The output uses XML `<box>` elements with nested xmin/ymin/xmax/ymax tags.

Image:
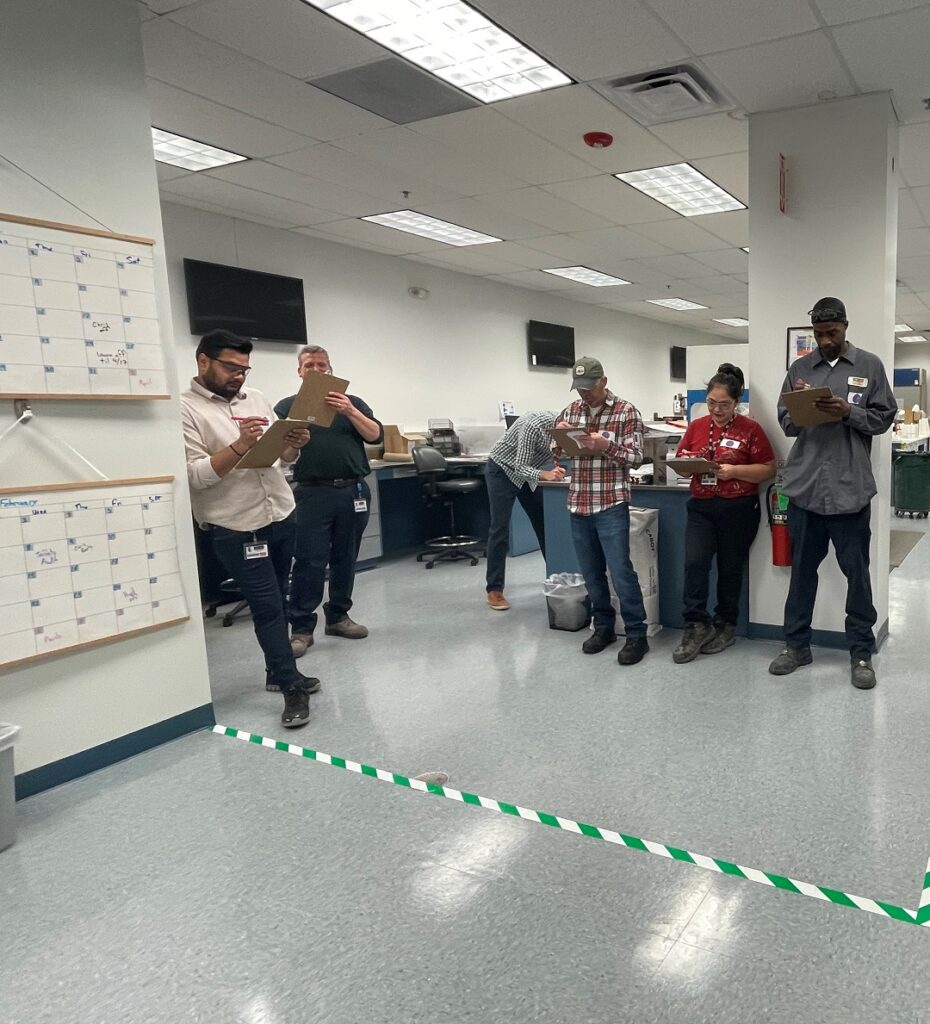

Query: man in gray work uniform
<box><xmin>769</xmin><ymin>297</ymin><xmax>896</xmax><ymax>689</ymax></box>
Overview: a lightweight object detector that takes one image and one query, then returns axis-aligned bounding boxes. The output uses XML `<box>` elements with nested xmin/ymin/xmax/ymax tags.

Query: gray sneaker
<box><xmin>324</xmin><ymin>617</ymin><xmax>369</xmax><ymax>639</ymax></box>
<box><xmin>768</xmin><ymin>646</ymin><xmax>813</xmax><ymax>676</ymax></box>
<box><xmin>673</xmin><ymin>622</ymin><xmax>715</xmax><ymax>664</ymax></box>
<box><xmin>700</xmin><ymin>624</ymin><xmax>737</xmax><ymax>656</ymax></box>
<box><xmin>851</xmin><ymin>659</ymin><xmax>877</xmax><ymax>690</ymax></box>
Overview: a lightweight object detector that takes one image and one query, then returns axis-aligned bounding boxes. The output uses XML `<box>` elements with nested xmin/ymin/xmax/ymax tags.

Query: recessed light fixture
<box><xmin>714</xmin><ymin>317</ymin><xmax>749</xmax><ymax>327</ymax></box>
<box><xmin>647</xmin><ymin>298</ymin><xmax>708</xmax><ymax>311</ymax></box>
<box><xmin>542</xmin><ymin>266</ymin><xmax>631</xmax><ymax>287</ymax></box>
<box><xmin>615</xmin><ymin>163</ymin><xmax>745</xmax><ymax>217</ymax></box>
<box><xmin>897</xmin><ymin>335</ymin><xmax>927</xmax><ymax>343</ymax></box>
<box><xmin>894</xmin><ymin>323</ymin><xmax>912</xmax><ymax>332</ymax></box>
<box><xmin>151</xmin><ymin>128</ymin><xmax>247</xmax><ymax>171</ymax></box>
<box><xmin>301</xmin><ymin>0</ymin><xmax>572</xmax><ymax>103</ymax></box>
<box><xmin>360</xmin><ymin>210</ymin><xmax>500</xmax><ymax>246</ymax></box>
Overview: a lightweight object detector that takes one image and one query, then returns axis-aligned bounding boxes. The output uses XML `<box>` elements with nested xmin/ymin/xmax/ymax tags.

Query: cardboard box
<box><xmin>381</xmin><ymin>425</ymin><xmax>426</xmax><ymax>462</ymax></box>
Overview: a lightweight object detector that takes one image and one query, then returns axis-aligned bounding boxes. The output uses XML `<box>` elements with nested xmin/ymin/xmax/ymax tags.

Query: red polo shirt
<box><xmin>676</xmin><ymin>413</ymin><xmax>775</xmax><ymax>499</ymax></box>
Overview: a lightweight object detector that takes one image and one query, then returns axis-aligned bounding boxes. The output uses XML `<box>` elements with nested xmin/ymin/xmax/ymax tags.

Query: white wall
<box><xmin>162</xmin><ymin>203</ymin><xmax>717</xmax><ymax>430</ymax></box>
<box><xmin>0</xmin><ymin>0</ymin><xmax>211</xmax><ymax>774</ymax></box>
<box><xmin>686</xmin><ymin>343</ymin><xmax>749</xmax><ymax>392</ymax></box>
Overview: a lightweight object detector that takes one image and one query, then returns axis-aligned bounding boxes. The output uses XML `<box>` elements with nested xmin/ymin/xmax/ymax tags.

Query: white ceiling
<box><xmin>140</xmin><ymin>0</ymin><xmax>930</xmax><ymax>341</ymax></box>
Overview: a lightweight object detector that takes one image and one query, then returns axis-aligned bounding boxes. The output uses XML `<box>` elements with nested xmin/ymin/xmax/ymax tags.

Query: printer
<box><xmin>426</xmin><ymin>418</ymin><xmax>462</xmax><ymax>456</ymax></box>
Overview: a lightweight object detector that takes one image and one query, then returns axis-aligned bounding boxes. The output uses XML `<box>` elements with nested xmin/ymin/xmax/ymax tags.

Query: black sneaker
<box><xmin>582</xmin><ymin>630</ymin><xmax>616</xmax><ymax>654</ymax></box>
<box><xmin>618</xmin><ymin>636</ymin><xmax>649</xmax><ymax>666</ymax></box>
<box><xmin>672</xmin><ymin>622</ymin><xmax>715</xmax><ymax>664</ymax></box>
<box><xmin>281</xmin><ymin>685</ymin><xmax>310</xmax><ymax>728</ymax></box>
<box><xmin>267</xmin><ymin>671</ymin><xmax>322</xmax><ymax>694</ymax></box>
<box><xmin>851</xmin><ymin>659</ymin><xmax>877</xmax><ymax>690</ymax></box>
<box><xmin>768</xmin><ymin>646</ymin><xmax>813</xmax><ymax>676</ymax></box>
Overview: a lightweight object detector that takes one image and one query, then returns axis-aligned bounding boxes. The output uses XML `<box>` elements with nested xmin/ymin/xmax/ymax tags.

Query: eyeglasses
<box><xmin>211</xmin><ymin>357</ymin><xmax>251</xmax><ymax>377</ymax></box>
<box><xmin>706</xmin><ymin>398</ymin><xmax>735</xmax><ymax>410</ymax></box>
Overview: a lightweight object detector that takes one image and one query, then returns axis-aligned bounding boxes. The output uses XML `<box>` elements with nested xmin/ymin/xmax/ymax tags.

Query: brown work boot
<box><xmin>487</xmin><ymin>590</ymin><xmax>511</xmax><ymax>611</ymax></box>
<box><xmin>324</xmin><ymin>617</ymin><xmax>369</xmax><ymax>639</ymax></box>
<box><xmin>290</xmin><ymin>633</ymin><xmax>313</xmax><ymax>658</ymax></box>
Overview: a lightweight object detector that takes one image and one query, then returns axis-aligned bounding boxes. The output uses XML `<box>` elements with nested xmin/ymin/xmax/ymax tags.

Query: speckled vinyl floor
<box><xmin>2</xmin><ymin>523</ymin><xmax>929</xmax><ymax>1023</ymax></box>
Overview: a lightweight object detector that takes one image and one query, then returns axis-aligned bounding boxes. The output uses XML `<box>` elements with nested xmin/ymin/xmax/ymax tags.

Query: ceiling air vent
<box><xmin>590</xmin><ymin>65</ymin><xmax>735</xmax><ymax>126</ymax></box>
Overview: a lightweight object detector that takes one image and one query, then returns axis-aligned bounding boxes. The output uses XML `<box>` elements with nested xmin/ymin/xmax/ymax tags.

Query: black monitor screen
<box><xmin>528</xmin><ymin>320</ymin><xmax>575</xmax><ymax>368</ymax></box>
<box><xmin>183</xmin><ymin>258</ymin><xmax>308</xmax><ymax>344</ymax></box>
<box><xmin>670</xmin><ymin>345</ymin><xmax>687</xmax><ymax>381</ymax></box>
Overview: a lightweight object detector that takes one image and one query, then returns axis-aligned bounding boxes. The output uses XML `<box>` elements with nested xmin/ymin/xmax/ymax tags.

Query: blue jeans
<box><xmin>210</xmin><ymin>513</ymin><xmax>301</xmax><ymax>689</ymax></box>
<box><xmin>485</xmin><ymin>459</ymin><xmax>546</xmax><ymax>593</ymax></box>
<box><xmin>570</xmin><ymin>503</ymin><xmax>647</xmax><ymax>637</ymax></box>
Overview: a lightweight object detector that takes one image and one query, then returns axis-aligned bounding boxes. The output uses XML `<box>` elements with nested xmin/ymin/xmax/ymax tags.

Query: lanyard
<box><xmin>706</xmin><ymin>415</ymin><xmax>736</xmax><ymax>455</ymax></box>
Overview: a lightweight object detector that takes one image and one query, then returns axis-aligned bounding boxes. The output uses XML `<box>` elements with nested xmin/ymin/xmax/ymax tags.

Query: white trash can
<box><xmin>0</xmin><ymin>723</ymin><xmax>20</xmax><ymax>853</ymax></box>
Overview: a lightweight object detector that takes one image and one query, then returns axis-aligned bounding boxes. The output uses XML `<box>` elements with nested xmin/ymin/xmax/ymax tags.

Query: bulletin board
<box><xmin>0</xmin><ymin>213</ymin><xmax>169</xmax><ymax>399</ymax></box>
<box><xmin>0</xmin><ymin>476</ymin><xmax>189</xmax><ymax>672</ymax></box>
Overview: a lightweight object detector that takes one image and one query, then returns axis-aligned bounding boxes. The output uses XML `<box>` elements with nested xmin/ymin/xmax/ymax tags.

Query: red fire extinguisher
<box><xmin>767</xmin><ymin>483</ymin><xmax>792</xmax><ymax>566</ymax></box>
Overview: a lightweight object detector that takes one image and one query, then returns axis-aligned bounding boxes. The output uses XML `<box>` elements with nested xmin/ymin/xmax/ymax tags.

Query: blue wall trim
<box><xmin>15</xmin><ymin>703</ymin><xmax>216</xmax><ymax>800</ymax></box>
<box><xmin>748</xmin><ymin>618</ymin><xmax>889</xmax><ymax>652</ymax></box>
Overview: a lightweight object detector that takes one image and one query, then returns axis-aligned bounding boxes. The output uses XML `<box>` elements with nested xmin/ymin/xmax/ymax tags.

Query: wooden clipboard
<box><xmin>234</xmin><ymin>418</ymin><xmax>310</xmax><ymax>469</ymax></box>
<box><xmin>289</xmin><ymin>372</ymin><xmax>350</xmax><ymax>428</ymax></box>
<box><xmin>780</xmin><ymin>387</ymin><xmax>837</xmax><ymax>427</ymax></box>
<box><xmin>548</xmin><ymin>427</ymin><xmax>599</xmax><ymax>457</ymax></box>
<box><xmin>665</xmin><ymin>457</ymin><xmax>719</xmax><ymax>476</ymax></box>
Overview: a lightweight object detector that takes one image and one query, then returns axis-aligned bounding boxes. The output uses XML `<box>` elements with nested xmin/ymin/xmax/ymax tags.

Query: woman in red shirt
<box><xmin>673</xmin><ymin>364</ymin><xmax>776</xmax><ymax>663</ymax></box>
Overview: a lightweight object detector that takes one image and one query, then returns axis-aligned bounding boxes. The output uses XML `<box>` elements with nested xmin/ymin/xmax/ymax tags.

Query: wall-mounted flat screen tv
<box><xmin>670</xmin><ymin>345</ymin><xmax>687</xmax><ymax>381</ymax></box>
<box><xmin>183</xmin><ymin>258</ymin><xmax>307</xmax><ymax>344</ymax></box>
<box><xmin>528</xmin><ymin>320</ymin><xmax>575</xmax><ymax>368</ymax></box>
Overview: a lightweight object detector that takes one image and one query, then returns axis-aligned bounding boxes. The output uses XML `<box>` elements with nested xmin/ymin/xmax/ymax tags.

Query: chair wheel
<box><xmin>204</xmin><ymin>607</ymin><xmax>216</xmax><ymax>618</ymax></box>
<box><xmin>426</xmin><ymin>562</ymin><xmax>434</xmax><ymax>569</ymax></box>
<box><xmin>470</xmin><ymin>558</ymin><xmax>478</xmax><ymax>566</ymax></box>
<box><xmin>416</xmin><ymin>553</ymin><xmax>424</xmax><ymax>561</ymax></box>
<box><xmin>222</xmin><ymin>616</ymin><xmax>234</xmax><ymax>626</ymax></box>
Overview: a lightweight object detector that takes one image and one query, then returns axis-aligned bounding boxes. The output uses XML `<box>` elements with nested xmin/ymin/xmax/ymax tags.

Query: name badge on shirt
<box><xmin>848</xmin><ymin>376</ymin><xmax>868</xmax><ymax>387</ymax></box>
<box><xmin>700</xmin><ymin>474</ymin><xmax>718</xmax><ymax>487</ymax></box>
<box><xmin>354</xmin><ymin>499</ymin><xmax>368</xmax><ymax>513</ymax></box>
<box><xmin>719</xmin><ymin>438</ymin><xmax>741</xmax><ymax>449</ymax></box>
<box><xmin>243</xmin><ymin>542</ymin><xmax>269</xmax><ymax>559</ymax></box>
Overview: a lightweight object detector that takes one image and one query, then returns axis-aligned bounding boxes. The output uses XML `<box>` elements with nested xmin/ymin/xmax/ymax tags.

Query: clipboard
<box><xmin>234</xmin><ymin>418</ymin><xmax>310</xmax><ymax>469</ymax></box>
<box><xmin>289</xmin><ymin>372</ymin><xmax>350</xmax><ymax>428</ymax></box>
<box><xmin>781</xmin><ymin>387</ymin><xmax>838</xmax><ymax>427</ymax></box>
<box><xmin>548</xmin><ymin>427</ymin><xmax>599</xmax><ymax>457</ymax></box>
<box><xmin>665</xmin><ymin>457</ymin><xmax>719</xmax><ymax>476</ymax></box>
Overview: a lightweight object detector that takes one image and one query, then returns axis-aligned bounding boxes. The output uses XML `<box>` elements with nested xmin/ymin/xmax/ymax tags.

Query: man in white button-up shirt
<box><xmin>180</xmin><ymin>330</ymin><xmax>319</xmax><ymax>728</ymax></box>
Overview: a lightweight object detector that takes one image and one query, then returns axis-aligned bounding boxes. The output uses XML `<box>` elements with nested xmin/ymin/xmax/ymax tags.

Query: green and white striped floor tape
<box><xmin>215</xmin><ymin>725</ymin><xmax>929</xmax><ymax>930</ymax></box>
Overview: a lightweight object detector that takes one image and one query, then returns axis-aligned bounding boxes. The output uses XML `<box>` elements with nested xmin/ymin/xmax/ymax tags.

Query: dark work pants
<box><xmin>683</xmin><ymin>495</ymin><xmax>761</xmax><ymax>627</ymax></box>
<box><xmin>485</xmin><ymin>459</ymin><xmax>547</xmax><ymax>593</ymax></box>
<box><xmin>783</xmin><ymin>502</ymin><xmax>876</xmax><ymax>659</ymax></box>
<box><xmin>210</xmin><ymin>513</ymin><xmax>301</xmax><ymax>689</ymax></box>
<box><xmin>289</xmin><ymin>480</ymin><xmax>370</xmax><ymax>635</ymax></box>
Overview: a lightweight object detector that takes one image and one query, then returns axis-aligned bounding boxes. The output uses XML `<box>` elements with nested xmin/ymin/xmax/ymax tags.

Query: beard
<box><xmin>199</xmin><ymin>370</ymin><xmax>241</xmax><ymax>399</ymax></box>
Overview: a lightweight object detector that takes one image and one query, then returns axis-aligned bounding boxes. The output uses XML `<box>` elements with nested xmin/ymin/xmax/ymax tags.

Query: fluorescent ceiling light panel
<box><xmin>894</xmin><ymin>323</ymin><xmax>912</xmax><ymax>332</ymax></box>
<box><xmin>360</xmin><ymin>209</ymin><xmax>500</xmax><ymax>245</ymax></box>
<box><xmin>647</xmin><ymin>297</ymin><xmax>708</xmax><ymax>311</ymax></box>
<box><xmin>897</xmin><ymin>335</ymin><xmax>927</xmax><ymax>343</ymax></box>
<box><xmin>542</xmin><ymin>266</ymin><xmax>631</xmax><ymax>287</ymax></box>
<box><xmin>713</xmin><ymin>317</ymin><xmax>749</xmax><ymax>327</ymax></box>
<box><xmin>615</xmin><ymin>163</ymin><xmax>746</xmax><ymax>217</ymax></box>
<box><xmin>151</xmin><ymin>128</ymin><xmax>247</xmax><ymax>171</ymax></box>
<box><xmin>301</xmin><ymin>0</ymin><xmax>571</xmax><ymax>102</ymax></box>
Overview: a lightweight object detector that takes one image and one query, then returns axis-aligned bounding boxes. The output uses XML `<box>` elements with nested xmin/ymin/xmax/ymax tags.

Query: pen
<box><xmin>232</xmin><ymin>416</ymin><xmax>269</xmax><ymax>424</ymax></box>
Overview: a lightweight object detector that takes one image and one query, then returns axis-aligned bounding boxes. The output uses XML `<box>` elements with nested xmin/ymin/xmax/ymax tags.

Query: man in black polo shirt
<box><xmin>275</xmin><ymin>345</ymin><xmax>383</xmax><ymax>656</ymax></box>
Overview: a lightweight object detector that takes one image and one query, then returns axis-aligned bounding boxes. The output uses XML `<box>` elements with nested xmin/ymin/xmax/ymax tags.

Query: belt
<box><xmin>300</xmin><ymin>476</ymin><xmax>363</xmax><ymax>488</ymax></box>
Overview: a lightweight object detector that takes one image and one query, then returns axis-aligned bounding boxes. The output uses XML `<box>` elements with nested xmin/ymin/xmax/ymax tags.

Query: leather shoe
<box><xmin>851</xmin><ymin>659</ymin><xmax>877</xmax><ymax>690</ymax></box>
<box><xmin>618</xmin><ymin>636</ymin><xmax>649</xmax><ymax>665</ymax></box>
<box><xmin>267</xmin><ymin>670</ymin><xmax>322</xmax><ymax>694</ymax></box>
<box><xmin>290</xmin><ymin>633</ymin><xmax>313</xmax><ymax>658</ymax></box>
<box><xmin>768</xmin><ymin>646</ymin><xmax>813</xmax><ymax>676</ymax></box>
<box><xmin>487</xmin><ymin>590</ymin><xmax>511</xmax><ymax>611</ymax></box>
<box><xmin>582</xmin><ymin>630</ymin><xmax>616</xmax><ymax>654</ymax></box>
<box><xmin>324</xmin><ymin>617</ymin><xmax>369</xmax><ymax>639</ymax></box>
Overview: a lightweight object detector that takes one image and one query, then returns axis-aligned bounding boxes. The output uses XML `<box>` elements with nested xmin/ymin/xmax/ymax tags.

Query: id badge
<box><xmin>700</xmin><ymin>473</ymin><xmax>718</xmax><ymax>487</ymax></box>
<box><xmin>354</xmin><ymin>499</ymin><xmax>368</xmax><ymax>513</ymax></box>
<box><xmin>243</xmin><ymin>542</ymin><xmax>269</xmax><ymax>559</ymax></box>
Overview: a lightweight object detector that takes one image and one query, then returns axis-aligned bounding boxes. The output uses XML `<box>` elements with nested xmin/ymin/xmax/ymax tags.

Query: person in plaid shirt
<box><xmin>485</xmin><ymin>411</ymin><xmax>565</xmax><ymax>610</ymax></box>
<box><xmin>557</xmin><ymin>356</ymin><xmax>649</xmax><ymax>665</ymax></box>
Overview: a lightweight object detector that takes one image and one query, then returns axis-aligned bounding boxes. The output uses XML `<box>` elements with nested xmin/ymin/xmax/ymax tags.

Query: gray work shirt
<box><xmin>777</xmin><ymin>342</ymin><xmax>896</xmax><ymax>515</ymax></box>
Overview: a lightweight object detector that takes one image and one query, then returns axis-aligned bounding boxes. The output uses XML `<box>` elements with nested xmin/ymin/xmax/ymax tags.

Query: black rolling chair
<box><xmin>412</xmin><ymin>446</ymin><xmax>485</xmax><ymax>569</ymax></box>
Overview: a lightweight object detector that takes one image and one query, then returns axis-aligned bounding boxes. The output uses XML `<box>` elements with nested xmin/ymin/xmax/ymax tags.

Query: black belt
<box><xmin>299</xmin><ymin>476</ymin><xmax>363</xmax><ymax>488</ymax></box>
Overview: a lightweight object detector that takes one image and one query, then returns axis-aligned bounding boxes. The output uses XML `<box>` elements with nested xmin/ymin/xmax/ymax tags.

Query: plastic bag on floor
<box><xmin>544</xmin><ymin>573</ymin><xmax>591</xmax><ymax>631</ymax></box>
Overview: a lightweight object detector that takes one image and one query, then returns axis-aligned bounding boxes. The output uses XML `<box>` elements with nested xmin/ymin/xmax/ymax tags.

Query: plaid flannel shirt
<box><xmin>488</xmin><ymin>410</ymin><xmax>558</xmax><ymax>489</ymax></box>
<box><xmin>558</xmin><ymin>391</ymin><xmax>644</xmax><ymax>515</ymax></box>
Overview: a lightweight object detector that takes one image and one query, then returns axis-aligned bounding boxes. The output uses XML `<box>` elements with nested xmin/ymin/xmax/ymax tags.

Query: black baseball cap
<box><xmin>808</xmin><ymin>297</ymin><xmax>847</xmax><ymax>323</ymax></box>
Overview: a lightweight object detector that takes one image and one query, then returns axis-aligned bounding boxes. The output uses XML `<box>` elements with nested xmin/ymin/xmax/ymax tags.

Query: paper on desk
<box><xmin>548</xmin><ymin>427</ymin><xmax>598</xmax><ymax>457</ymax></box>
<box><xmin>289</xmin><ymin>372</ymin><xmax>349</xmax><ymax>428</ymax></box>
<box><xmin>665</xmin><ymin>457</ymin><xmax>719</xmax><ymax>476</ymax></box>
<box><xmin>235</xmin><ymin>418</ymin><xmax>310</xmax><ymax>469</ymax></box>
<box><xmin>780</xmin><ymin>387</ymin><xmax>837</xmax><ymax>427</ymax></box>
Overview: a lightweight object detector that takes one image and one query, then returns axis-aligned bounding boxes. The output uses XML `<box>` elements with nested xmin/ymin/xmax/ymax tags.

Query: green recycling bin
<box><xmin>893</xmin><ymin>451</ymin><xmax>930</xmax><ymax>518</ymax></box>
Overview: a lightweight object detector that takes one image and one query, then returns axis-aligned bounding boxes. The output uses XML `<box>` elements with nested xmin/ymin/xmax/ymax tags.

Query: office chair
<box><xmin>411</xmin><ymin>446</ymin><xmax>485</xmax><ymax>569</ymax></box>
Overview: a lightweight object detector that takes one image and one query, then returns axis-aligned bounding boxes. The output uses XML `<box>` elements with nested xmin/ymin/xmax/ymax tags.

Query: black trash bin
<box><xmin>893</xmin><ymin>452</ymin><xmax>930</xmax><ymax>519</ymax></box>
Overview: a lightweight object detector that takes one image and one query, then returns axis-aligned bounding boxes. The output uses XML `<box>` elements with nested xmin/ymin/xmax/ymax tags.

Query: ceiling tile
<box><xmin>899</xmin><ymin>124</ymin><xmax>930</xmax><ymax>187</ymax></box>
<box><xmin>631</xmin><ymin>218</ymin><xmax>731</xmax><ymax>253</ymax></box>
<box><xmin>167</xmin><ymin>0</ymin><xmax>383</xmax><ymax>79</ymax></box>
<box><xmin>813</xmin><ymin>0</ymin><xmax>928</xmax><ymax>26</ymax></box>
<box><xmin>702</xmin><ymin>33</ymin><xmax>856</xmax><ymax>114</ymax></box>
<box><xmin>411</xmin><ymin>107</ymin><xmax>599</xmax><ymax>186</ymax></box>
<box><xmin>137</xmin><ymin>2</ymin><xmax>158</xmax><ymax>21</ymax></box>
<box><xmin>468</xmin><ymin>242</ymin><xmax>569</xmax><ymax>269</ymax></box>
<box><xmin>139</xmin><ymin>0</ymin><xmax>200</xmax><ymax>12</ymax></box>
<box><xmin>543</xmin><ymin>175</ymin><xmax>678</xmax><ymax>226</ymax></box>
<box><xmin>516</xmin><ymin>234</ymin><xmax>601</xmax><ymax>261</ymax></box>
<box><xmin>912</xmin><ymin>186</ymin><xmax>930</xmax><ymax>222</ymax></box>
<box><xmin>401</xmin><ymin>247</ymin><xmax>526</xmax><ymax>276</ymax></box>
<box><xmin>639</xmin><ymin>253</ymin><xmax>719</xmax><ymax>279</ymax></box>
<box><xmin>484</xmin><ymin>271</ymin><xmax>569</xmax><ymax>291</ymax></box>
<box><xmin>898</xmin><ymin>228</ymin><xmax>930</xmax><ymax>258</ymax></box>
<box><xmin>146</xmin><ymin>79</ymin><xmax>312</xmax><ymax>158</ymax></box>
<box><xmin>692</xmin><ymin>152</ymin><xmax>748</xmax><ymax>205</ymax></box>
<box><xmin>473</xmin><ymin>187</ymin><xmax>607</xmax><ymax>234</ymax></box>
<box><xmin>649</xmin><ymin>113</ymin><xmax>749</xmax><ymax>159</ymax></box>
<box><xmin>692</xmin><ymin>210</ymin><xmax>749</xmax><ymax>247</ymax></box>
<box><xmin>691</xmin><ymin>248</ymin><xmax>750</xmax><ymax>274</ymax></box>
<box><xmin>295</xmin><ymin>217</ymin><xmax>447</xmax><ymax>254</ymax></box>
<box><xmin>899</xmin><ymin>188</ymin><xmax>928</xmax><ymax>230</ymax></box>
<box><xmin>645</xmin><ymin>0</ymin><xmax>820</xmax><ymax>55</ymax></box>
<box><xmin>161</xmin><ymin>174</ymin><xmax>341</xmax><ymax>226</ymax></box>
<box><xmin>564</xmin><ymin>225</ymin><xmax>673</xmax><ymax>261</ymax></box>
<box><xmin>161</xmin><ymin>193</ymin><xmax>295</xmax><ymax>230</ymax></box>
<box><xmin>473</xmin><ymin>0</ymin><xmax>689</xmax><ymax>82</ymax></box>
<box><xmin>687</xmin><ymin>274</ymin><xmax>749</xmax><ymax>295</ymax></box>
<box><xmin>155</xmin><ymin>161</ymin><xmax>192</xmax><ymax>183</ymax></box>
<box><xmin>292</xmin><ymin>226</ymin><xmax>408</xmax><ymax>258</ymax></box>
<box><xmin>142</xmin><ymin>20</ymin><xmax>390</xmax><ymax>139</ymax></box>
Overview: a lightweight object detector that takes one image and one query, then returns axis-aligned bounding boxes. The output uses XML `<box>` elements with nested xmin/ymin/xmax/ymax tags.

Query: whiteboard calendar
<box><xmin>0</xmin><ymin>214</ymin><xmax>169</xmax><ymax>399</ymax></box>
<box><xmin>0</xmin><ymin>477</ymin><xmax>189</xmax><ymax>672</ymax></box>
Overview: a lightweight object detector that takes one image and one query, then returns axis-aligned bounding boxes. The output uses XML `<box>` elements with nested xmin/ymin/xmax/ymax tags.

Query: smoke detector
<box><xmin>590</xmin><ymin>64</ymin><xmax>735</xmax><ymax>126</ymax></box>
